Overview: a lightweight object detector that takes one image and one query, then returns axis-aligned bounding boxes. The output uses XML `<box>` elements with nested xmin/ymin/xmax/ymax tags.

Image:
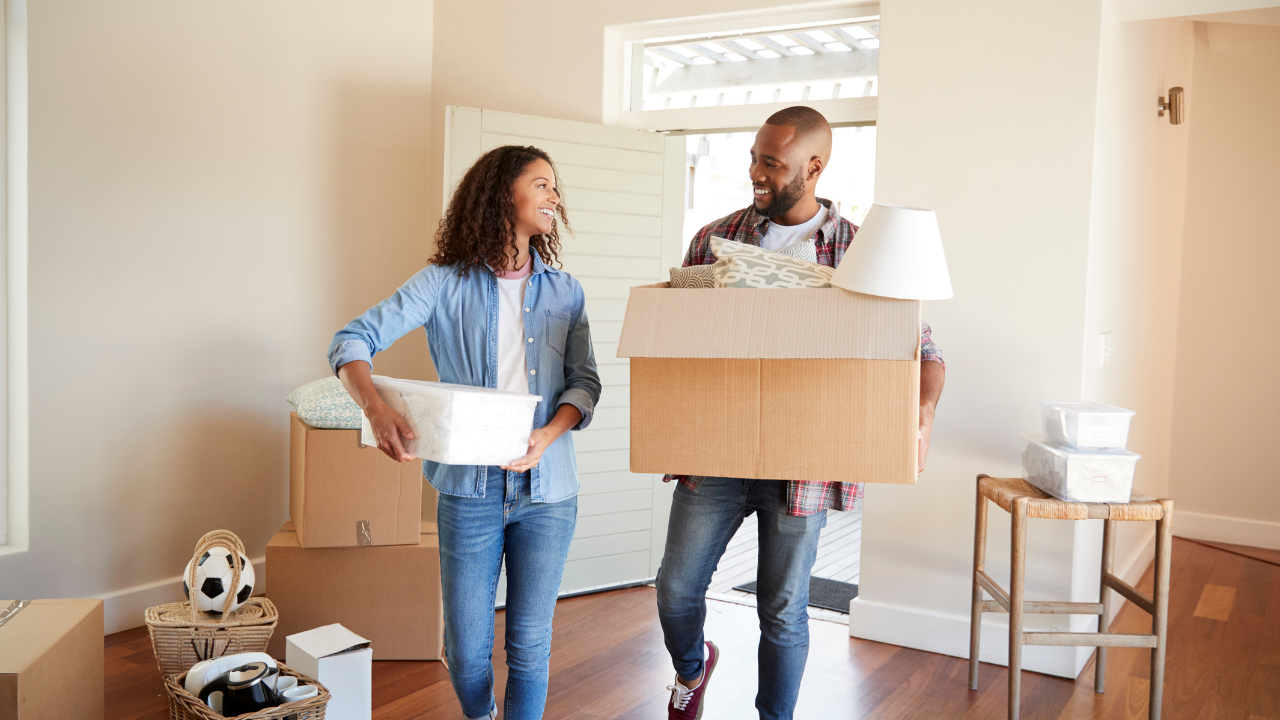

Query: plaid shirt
<box><xmin>670</xmin><ymin>199</ymin><xmax>945</xmax><ymax>516</ymax></box>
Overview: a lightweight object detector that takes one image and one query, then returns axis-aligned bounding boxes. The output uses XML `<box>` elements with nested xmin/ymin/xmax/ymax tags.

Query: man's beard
<box><xmin>756</xmin><ymin>170</ymin><xmax>806</xmax><ymax>218</ymax></box>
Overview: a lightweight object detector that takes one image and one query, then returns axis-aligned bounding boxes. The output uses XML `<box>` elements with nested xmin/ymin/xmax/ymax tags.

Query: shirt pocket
<box><xmin>544</xmin><ymin>309</ymin><xmax>571</xmax><ymax>359</ymax></box>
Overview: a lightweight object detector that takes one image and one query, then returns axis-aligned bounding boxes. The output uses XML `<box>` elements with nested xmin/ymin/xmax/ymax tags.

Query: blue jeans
<box><xmin>655</xmin><ymin>477</ymin><xmax>826</xmax><ymax>720</ymax></box>
<box><xmin>437</xmin><ymin>468</ymin><xmax>578</xmax><ymax>720</ymax></box>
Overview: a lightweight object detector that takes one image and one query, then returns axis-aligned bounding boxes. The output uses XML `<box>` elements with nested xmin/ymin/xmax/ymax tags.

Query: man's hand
<box><xmin>366</xmin><ymin>401</ymin><xmax>416</xmax><ymax>462</ymax></box>
<box><xmin>502</xmin><ymin>427</ymin><xmax>553</xmax><ymax>473</ymax></box>
<box><xmin>919</xmin><ymin>402</ymin><xmax>936</xmax><ymax>473</ymax></box>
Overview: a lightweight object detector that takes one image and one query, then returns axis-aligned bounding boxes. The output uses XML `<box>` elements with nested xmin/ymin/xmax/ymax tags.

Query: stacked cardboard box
<box><xmin>268</xmin><ymin>414</ymin><xmax>443</xmax><ymax>660</ymax></box>
<box><xmin>0</xmin><ymin>599</ymin><xmax>104</xmax><ymax>720</ymax></box>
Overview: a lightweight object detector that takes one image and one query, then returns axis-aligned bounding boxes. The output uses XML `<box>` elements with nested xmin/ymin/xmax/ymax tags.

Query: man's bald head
<box><xmin>749</xmin><ymin>106</ymin><xmax>832</xmax><ymax>221</ymax></box>
<box><xmin>763</xmin><ymin>106</ymin><xmax>833</xmax><ymax>163</ymax></box>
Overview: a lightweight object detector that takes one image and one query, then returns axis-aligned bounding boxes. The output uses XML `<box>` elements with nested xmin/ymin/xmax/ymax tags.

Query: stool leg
<box><xmin>969</xmin><ymin>484</ymin><xmax>989</xmax><ymax>690</ymax></box>
<box><xmin>1150</xmin><ymin>501</ymin><xmax>1173</xmax><ymax>720</ymax></box>
<box><xmin>1009</xmin><ymin>497</ymin><xmax>1028</xmax><ymax>720</ymax></box>
<box><xmin>1096</xmin><ymin>517</ymin><xmax>1115</xmax><ymax>693</ymax></box>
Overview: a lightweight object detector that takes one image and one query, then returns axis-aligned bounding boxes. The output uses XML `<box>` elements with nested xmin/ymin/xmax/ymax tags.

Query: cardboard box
<box><xmin>291</xmin><ymin>412</ymin><xmax>423</xmax><ymax>548</ymax></box>
<box><xmin>286</xmin><ymin>625</ymin><xmax>372</xmax><ymax>720</ymax></box>
<box><xmin>0</xmin><ymin>599</ymin><xmax>104</xmax><ymax>720</ymax></box>
<box><xmin>266</xmin><ymin>522</ymin><xmax>442</xmax><ymax>660</ymax></box>
<box><xmin>618</xmin><ymin>285</ymin><xmax>921</xmax><ymax>484</ymax></box>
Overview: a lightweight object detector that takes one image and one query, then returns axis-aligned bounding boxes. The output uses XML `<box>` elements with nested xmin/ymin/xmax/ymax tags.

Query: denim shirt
<box><xmin>327</xmin><ymin>249</ymin><xmax>601</xmax><ymax>503</ymax></box>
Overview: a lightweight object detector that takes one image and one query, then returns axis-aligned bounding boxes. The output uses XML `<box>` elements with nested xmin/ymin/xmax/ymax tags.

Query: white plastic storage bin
<box><xmin>1021</xmin><ymin>434</ymin><xmax>1140</xmax><ymax>503</ymax></box>
<box><xmin>360</xmin><ymin>376</ymin><xmax>541</xmax><ymax>466</ymax></box>
<box><xmin>1040</xmin><ymin>401</ymin><xmax>1135</xmax><ymax>450</ymax></box>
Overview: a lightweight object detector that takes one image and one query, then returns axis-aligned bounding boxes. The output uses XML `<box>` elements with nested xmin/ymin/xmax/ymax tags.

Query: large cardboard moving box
<box><xmin>618</xmin><ymin>285</ymin><xmax>921</xmax><ymax>484</ymax></box>
<box><xmin>291</xmin><ymin>412</ymin><xmax>423</xmax><ymax>548</ymax></box>
<box><xmin>266</xmin><ymin>522</ymin><xmax>442</xmax><ymax>660</ymax></box>
<box><xmin>0</xmin><ymin>599</ymin><xmax>104</xmax><ymax>720</ymax></box>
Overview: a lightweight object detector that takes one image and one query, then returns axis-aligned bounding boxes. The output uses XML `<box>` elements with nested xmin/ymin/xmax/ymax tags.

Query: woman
<box><xmin>328</xmin><ymin>145</ymin><xmax>601</xmax><ymax>720</ymax></box>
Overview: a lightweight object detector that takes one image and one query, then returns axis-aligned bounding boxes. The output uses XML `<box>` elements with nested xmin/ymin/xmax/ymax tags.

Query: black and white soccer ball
<box><xmin>182</xmin><ymin>546</ymin><xmax>255</xmax><ymax>614</ymax></box>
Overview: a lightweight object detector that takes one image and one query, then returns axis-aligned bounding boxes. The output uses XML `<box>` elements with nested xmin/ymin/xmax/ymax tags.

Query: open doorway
<box><xmin>685</xmin><ymin>125</ymin><xmax>876</xmax><ymax>622</ymax></box>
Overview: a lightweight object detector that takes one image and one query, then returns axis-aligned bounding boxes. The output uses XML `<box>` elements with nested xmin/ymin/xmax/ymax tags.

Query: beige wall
<box><xmin>850</xmin><ymin>0</ymin><xmax>1107</xmax><ymax>678</ymax></box>
<box><xmin>1168</xmin><ymin>22</ymin><xmax>1280</xmax><ymax>547</ymax></box>
<box><xmin>0</xmin><ymin>0</ymin><xmax>433</xmax><ymax>629</ymax></box>
<box><xmin>1084</xmin><ymin>11</ymin><xmax>1195</xmax><ymax>615</ymax></box>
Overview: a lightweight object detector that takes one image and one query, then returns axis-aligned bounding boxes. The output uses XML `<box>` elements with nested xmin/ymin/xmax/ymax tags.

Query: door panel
<box><xmin>444</xmin><ymin>107</ymin><xmax>683</xmax><ymax>603</ymax></box>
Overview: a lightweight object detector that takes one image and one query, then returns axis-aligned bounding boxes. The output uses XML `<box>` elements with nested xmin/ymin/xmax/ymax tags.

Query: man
<box><xmin>656</xmin><ymin>106</ymin><xmax>946</xmax><ymax>720</ymax></box>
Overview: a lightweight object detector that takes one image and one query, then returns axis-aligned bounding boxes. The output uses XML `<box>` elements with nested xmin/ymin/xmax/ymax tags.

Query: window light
<box><xmin>807</xmin><ymin>29</ymin><xmax>837</xmax><ymax>43</ymax></box>
<box><xmin>669</xmin><ymin>45</ymin><xmax>699</xmax><ymax>57</ymax></box>
<box><xmin>844</xmin><ymin>26</ymin><xmax>874</xmax><ymax>40</ymax></box>
<box><xmin>757</xmin><ymin>49</ymin><xmax>780</xmax><ymax>59</ymax></box>
<box><xmin>724</xmin><ymin>53</ymin><xmax>748</xmax><ymax>62</ymax></box>
<box><xmin>792</xmin><ymin>46</ymin><xmax>814</xmax><ymax>55</ymax></box>
<box><xmin>768</xmin><ymin>34</ymin><xmax>798</xmax><ymax>47</ymax></box>
<box><xmin>825</xmin><ymin>42</ymin><xmax>852</xmax><ymax>52</ymax></box>
<box><xmin>736</xmin><ymin>38</ymin><xmax>765</xmax><ymax>51</ymax></box>
<box><xmin>691</xmin><ymin>56</ymin><xmax>715</xmax><ymax>65</ymax></box>
<box><xmin>702</xmin><ymin>42</ymin><xmax>732</xmax><ymax>55</ymax></box>
<box><xmin>863</xmin><ymin>38</ymin><xmax>880</xmax><ymax>49</ymax></box>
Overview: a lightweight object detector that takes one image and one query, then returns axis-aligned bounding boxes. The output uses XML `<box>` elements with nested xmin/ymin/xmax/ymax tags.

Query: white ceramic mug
<box><xmin>282</xmin><ymin>684</ymin><xmax>318</xmax><ymax>702</ymax></box>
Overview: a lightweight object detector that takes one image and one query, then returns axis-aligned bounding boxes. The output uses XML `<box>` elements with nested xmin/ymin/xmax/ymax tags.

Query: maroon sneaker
<box><xmin>666</xmin><ymin>641</ymin><xmax>719</xmax><ymax>719</ymax></box>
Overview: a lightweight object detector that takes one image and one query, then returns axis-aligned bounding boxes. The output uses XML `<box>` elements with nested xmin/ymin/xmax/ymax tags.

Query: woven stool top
<box><xmin>978</xmin><ymin>476</ymin><xmax>1167</xmax><ymax>521</ymax></box>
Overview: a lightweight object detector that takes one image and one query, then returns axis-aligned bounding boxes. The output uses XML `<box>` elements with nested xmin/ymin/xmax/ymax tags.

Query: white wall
<box><xmin>1083</xmin><ymin>11</ymin><xmax>1195</xmax><ymax>626</ymax></box>
<box><xmin>0</xmin><ymin>1</ymin><xmax>433</xmax><ymax>632</ymax></box>
<box><xmin>1168</xmin><ymin>21</ymin><xmax>1280</xmax><ymax>549</ymax></box>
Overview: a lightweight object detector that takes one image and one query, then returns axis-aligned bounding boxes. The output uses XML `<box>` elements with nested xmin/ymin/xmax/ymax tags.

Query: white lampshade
<box><xmin>830</xmin><ymin>204</ymin><xmax>954</xmax><ymax>300</ymax></box>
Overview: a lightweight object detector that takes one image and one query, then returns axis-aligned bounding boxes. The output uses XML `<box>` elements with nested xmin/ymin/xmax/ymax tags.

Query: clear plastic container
<box><xmin>1021</xmin><ymin>434</ymin><xmax>1140</xmax><ymax>503</ymax></box>
<box><xmin>360</xmin><ymin>376</ymin><xmax>541</xmax><ymax>466</ymax></box>
<box><xmin>1040</xmin><ymin>401</ymin><xmax>1135</xmax><ymax>450</ymax></box>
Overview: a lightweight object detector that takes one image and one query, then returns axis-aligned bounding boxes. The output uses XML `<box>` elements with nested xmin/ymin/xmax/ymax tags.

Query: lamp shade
<box><xmin>830</xmin><ymin>204</ymin><xmax>954</xmax><ymax>300</ymax></box>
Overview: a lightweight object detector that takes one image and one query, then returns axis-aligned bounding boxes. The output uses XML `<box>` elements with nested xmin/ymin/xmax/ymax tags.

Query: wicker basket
<box><xmin>164</xmin><ymin>662</ymin><xmax>330</xmax><ymax>720</ymax></box>
<box><xmin>147</xmin><ymin>529</ymin><xmax>279</xmax><ymax>678</ymax></box>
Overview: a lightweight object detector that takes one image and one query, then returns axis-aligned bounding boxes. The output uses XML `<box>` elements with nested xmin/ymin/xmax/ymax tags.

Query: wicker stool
<box><xmin>968</xmin><ymin>474</ymin><xmax>1172</xmax><ymax>720</ymax></box>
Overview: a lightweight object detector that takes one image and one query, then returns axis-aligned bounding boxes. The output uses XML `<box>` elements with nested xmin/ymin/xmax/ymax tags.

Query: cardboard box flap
<box><xmin>287</xmin><ymin>624</ymin><xmax>371</xmax><ymax>658</ymax></box>
<box><xmin>617</xmin><ymin>286</ymin><xmax>920</xmax><ymax>360</ymax></box>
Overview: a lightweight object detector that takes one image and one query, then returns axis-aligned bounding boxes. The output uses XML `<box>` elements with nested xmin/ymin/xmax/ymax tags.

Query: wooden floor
<box><xmin>708</xmin><ymin>509</ymin><xmax>861</xmax><ymax>623</ymax></box>
<box><xmin>106</xmin><ymin>538</ymin><xmax>1279</xmax><ymax>719</ymax></box>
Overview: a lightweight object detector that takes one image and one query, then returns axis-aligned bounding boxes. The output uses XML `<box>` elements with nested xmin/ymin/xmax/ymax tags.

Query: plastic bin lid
<box><xmin>372</xmin><ymin>376</ymin><xmax>542</xmax><ymax>403</ymax></box>
<box><xmin>1021</xmin><ymin>434</ymin><xmax>1141</xmax><ymax>459</ymax></box>
<box><xmin>1039</xmin><ymin>401</ymin><xmax>1135</xmax><ymax>416</ymax></box>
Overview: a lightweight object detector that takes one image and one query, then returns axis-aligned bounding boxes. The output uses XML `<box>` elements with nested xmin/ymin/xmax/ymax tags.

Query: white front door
<box><xmin>443</xmin><ymin>106</ymin><xmax>685</xmax><ymax>602</ymax></box>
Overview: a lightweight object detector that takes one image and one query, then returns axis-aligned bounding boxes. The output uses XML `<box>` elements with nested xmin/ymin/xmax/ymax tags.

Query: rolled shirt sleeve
<box><xmin>327</xmin><ymin>266</ymin><xmax>441</xmax><ymax>376</ymax></box>
<box><xmin>921</xmin><ymin>321</ymin><xmax>945</xmax><ymax>368</ymax></box>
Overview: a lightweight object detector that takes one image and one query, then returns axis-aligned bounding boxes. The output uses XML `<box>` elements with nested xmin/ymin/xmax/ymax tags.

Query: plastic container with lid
<box><xmin>1021</xmin><ymin>434</ymin><xmax>1140</xmax><ymax>503</ymax></box>
<box><xmin>360</xmin><ymin>376</ymin><xmax>541</xmax><ymax>466</ymax></box>
<box><xmin>1040</xmin><ymin>401</ymin><xmax>1135</xmax><ymax>450</ymax></box>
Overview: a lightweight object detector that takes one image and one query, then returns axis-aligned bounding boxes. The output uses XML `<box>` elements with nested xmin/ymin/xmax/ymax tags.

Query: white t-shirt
<box><xmin>495</xmin><ymin>274</ymin><xmax>530</xmax><ymax>394</ymax></box>
<box><xmin>760</xmin><ymin>204</ymin><xmax>828</xmax><ymax>252</ymax></box>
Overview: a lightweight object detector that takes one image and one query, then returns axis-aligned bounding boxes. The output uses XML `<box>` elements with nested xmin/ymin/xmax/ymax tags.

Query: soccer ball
<box><xmin>182</xmin><ymin>547</ymin><xmax>255</xmax><ymax>614</ymax></box>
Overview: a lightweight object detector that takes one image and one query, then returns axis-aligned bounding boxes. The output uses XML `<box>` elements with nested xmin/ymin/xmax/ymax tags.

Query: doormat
<box><xmin>732</xmin><ymin>577</ymin><xmax>859</xmax><ymax>614</ymax></box>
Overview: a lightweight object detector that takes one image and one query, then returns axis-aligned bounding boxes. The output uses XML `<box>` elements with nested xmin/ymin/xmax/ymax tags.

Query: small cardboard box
<box><xmin>0</xmin><ymin>599</ymin><xmax>104</xmax><ymax>720</ymax></box>
<box><xmin>290</xmin><ymin>412</ymin><xmax>423</xmax><ymax>548</ymax></box>
<box><xmin>266</xmin><ymin>522</ymin><xmax>442</xmax><ymax>660</ymax></box>
<box><xmin>618</xmin><ymin>285</ymin><xmax>921</xmax><ymax>484</ymax></box>
<box><xmin>285</xmin><ymin>624</ymin><xmax>372</xmax><ymax>720</ymax></box>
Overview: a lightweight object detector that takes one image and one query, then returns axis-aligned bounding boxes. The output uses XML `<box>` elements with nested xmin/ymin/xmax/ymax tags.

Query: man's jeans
<box><xmin>437</xmin><ymin>469</ymin><xmax>577</xmax><ymax>720</ymax></box>
<box><xmin>656</xmin><ymin>477</ymin><xmax>826</xmax><ymax>720</ymax></box>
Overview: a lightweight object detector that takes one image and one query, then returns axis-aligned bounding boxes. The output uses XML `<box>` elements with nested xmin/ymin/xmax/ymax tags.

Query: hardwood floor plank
<box><xmin>1192</xmin><ymin>584</ymin><xmax>1237</xmax><ymax>621</ymax></box>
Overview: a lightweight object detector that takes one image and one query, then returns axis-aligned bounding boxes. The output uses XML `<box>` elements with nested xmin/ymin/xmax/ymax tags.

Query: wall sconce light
<box><xmin>1159</xmin><ymin>87</ymin><xmax>1185</xmax><ymax>124</ymax></box>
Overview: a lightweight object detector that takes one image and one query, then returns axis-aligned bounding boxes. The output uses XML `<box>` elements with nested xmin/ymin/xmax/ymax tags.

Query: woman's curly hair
<box><xmin>430</xmin><ymin>145</ymin><xmax>569</xmax><ymax>276</ymax></box>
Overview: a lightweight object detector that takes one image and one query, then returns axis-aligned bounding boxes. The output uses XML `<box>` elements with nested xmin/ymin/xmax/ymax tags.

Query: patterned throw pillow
<box><xmin>775</xmin><ymin>240</ymin><xmax>818</xmax><ymax>263</ymax></box>
<box><xmin>709</xmin><ymin>236</ymin><xmax>834</xmax><ymax>289</ymax></box>
<box><xmin>669</xmin><ymin>265</ymin><xmax>716</xmax><ymax>288</ymax></box>
<box><xmin>287</xmin><ymin>376</ymin><xmax>363</xmax><ymax>429</ymax></box>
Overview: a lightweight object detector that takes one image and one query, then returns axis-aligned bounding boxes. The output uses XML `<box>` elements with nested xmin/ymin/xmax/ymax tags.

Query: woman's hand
<box><xmin>366</xmin><ymin>400</ymin><xmax>416</xmax><ymax>462</ymax></box>
<box><xmin>501</xmin><ymin>427</ymin><xmax>553</xmax><ymax>473</ymax></box>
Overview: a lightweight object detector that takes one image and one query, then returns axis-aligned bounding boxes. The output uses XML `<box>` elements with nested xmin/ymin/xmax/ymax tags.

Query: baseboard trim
<box><xmin>95</xmin><ymin>555</ymin><xmax>266</xmax><ymax>636</ymax></box>
<box><xmin>1174</xmin><ymin>511</ymin><xmax>1280</xmax><ymax>550</ymax></box>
